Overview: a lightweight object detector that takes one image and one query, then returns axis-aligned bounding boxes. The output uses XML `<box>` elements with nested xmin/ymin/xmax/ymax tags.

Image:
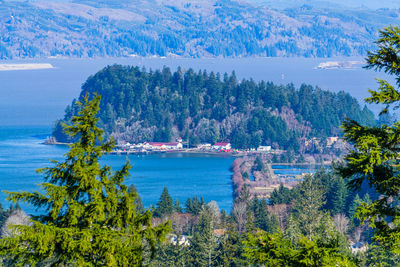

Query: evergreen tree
<box><xmin>292</xmin><ymin>175</ymin><xmax>326</xmax><ymax>240</ymax></box>
<box><xmin>348</xmin><ymin>194</ymin><xmax>362</xmax><ymax>226</ymax></box>
<box><xmin>269</xmin><ymin>184</ymin><xmax>294</xmax><ymax>205</ymax></box>
<box><xmin>339</xmin><ymin>26</ymin><xmax>400</xmax><ymax>252</ymax></box>
<box><xmin>253</xmin><ymin>156</ymin><xmax>264</xmax><ymax>171</ymax></box>
<box><xmin>243</xmin><ymin>231</ymin><xmax>357</xmax><ymax>266</ymax></box>
<box><xmin>214</xmin><ymin>225</ymin><xmax>246</xmax><ymax>266</ymax></box>
<box><xmin>0</xmin><ymin>95</ymin><xmax>170</xmax><ymax>266</ymax></box>
<box><xmin>330</xmin><ymin>178</ymin><xmax>348</xmax><ymax>215</ymax></box>
<box><xmin>174</xmin><ymin>199</ymin><xmax>182</xmax><ymax>213</ymax></box>
<box><xmin>251</xmin><ymin>197</ymin><xmax>279</xmax><ymax>233</ymax></box>
<box><xmin>154</xmin><ymin>186</ymin><xmax>174</xmax><ymax>218</ymax></box>
<box><xmin>284</xmin><ymin>214</ymin><xmax>302</xmax><ymax>245</ymax></box>
<box><xmin>151</xmin><ymin>241</ymin><xmax>190</xmax><ymax>266</ymax></box>
<box><xmin>0</xmin><ymin>203</ymin><xmax>7</xmax><ymax>230</ymax></box>
<box><xmin>185</xmin><ymin>196</ymin><xmax>204</xmax><ymax>215</ymax></box>
<box><xmin>189</xmin><ymin>210</ymin><xmax>218</xmax><ymax>266</ymax></box>
<box><xmin>128</xmin><ymin>184</ymin><xmax>145</xmax><ymax>214</ymax></box>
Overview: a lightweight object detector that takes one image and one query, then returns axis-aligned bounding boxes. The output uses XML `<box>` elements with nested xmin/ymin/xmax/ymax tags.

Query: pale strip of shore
<box><xmin>316</xmin><ymin>60</ymin><xmax>364</xmax><ymax>69</ymax></box>
<box><xmin>0</xmin><ymin>63</ymin><xmax>54</xmax><ymax>71</ymax></box>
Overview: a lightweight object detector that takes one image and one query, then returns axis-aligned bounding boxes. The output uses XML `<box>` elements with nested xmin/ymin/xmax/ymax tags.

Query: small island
<box><xmin>0</xmin><ymin>63</ymin><xmax>54</xmax><ymax>71</ymax></box>
<box><xmin>316</xmin><ymin>60</ymin><xmax>364</xmax><ymax>70</ymax></box>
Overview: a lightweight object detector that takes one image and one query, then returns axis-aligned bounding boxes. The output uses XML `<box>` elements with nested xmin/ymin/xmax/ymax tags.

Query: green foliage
<box><xmin>330</xmin><ymin>177</ymin><xmax>349</xmax><ymax>215</ymax></box>
<box><xmin>54</xmin><ymin>65</ymin><xmax>375</xmax><ymax>151</ymax></box>
<box><xmin>243</xmin><ymin>231</ymin><xmax>295</xmax><ymax>266</ymax></box>
<box><xmin>0</xmin><ymin>95</ymin><xmax>170</xmax><ymax>266</ymax></box>
<box><xmin>348</xmin><ymin>194</ymin><xmax>362</xmax><ymax>226</ymax></box>
<box><xmin>291</xmin><ymin>175</ymin><xmax>326</xmax><ymax>239</ymax></box>
<box><xmin>185</xmin><ymin>196</ymin><xmax>204</xmax><ymax>215</ymax></box>
<box><xmin>128</xmin><ymin>183</ymin><xmax>145</xmax><ymax>214</ymax></box>
<box><xmin>154</xmin><ymin>186</ymin><xmax>174</xmax><ymax>218</ymax></box>
<box><xmin>150</xmin><ymin>240</ymin><xmax>190</xmax><ymax>266</ymax></box>
<box><xmin>188</xmin><ymin>209</ymin><xmax>218</xmax><ymax>266</ymax></box>
<box><xmin>0</xmin><ymin>203</ymin><xmax>7</xmax><ymax>230</ymax></box>
<box><xmin>250</xmin><ymin>197</ymin><xmax>279</xmax><ymax>233</ymax></box>
<box><xmin>365</xmin><ymin>244</ymin><xmax>400</xmax><ymax>266</ymax></box>
<box><xmin>214</xmin><ymin>226</ymin><xmax>246</xmax><ymax>266</ymax></box>
<box><xmin>254</xmin><ymin>155</ymin><xmax>265</xmax><ymax>171</ymax></box>
<box><xmin>339</xmin><ymin>26</ymin><xmax>400</xmax><ymax>253</ymax></box>
<box><xmin>243</xmin><ymin>230</ymin><xmax>356</xmax><ymax>266</ymax></box>
<box><xmin>174</xmin><ymin>199</ymin><xmax>182</xmax><ymax>213</ymax></box>
<box><xmin>269</xmin><ymin>184</ymin><xmax>297</xmax><ymax>205</ymax></box>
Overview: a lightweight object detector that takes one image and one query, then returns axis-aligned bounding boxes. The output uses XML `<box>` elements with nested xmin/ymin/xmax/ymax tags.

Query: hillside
<box><xmin>1</xmin><ymin>0</ymin><xmax>400</xmax><ymax>58</ymax></box>
<box><xmin>53</xmin><ymin>65</ymin><xmax>375</xmax><ymax>151</ymax></box>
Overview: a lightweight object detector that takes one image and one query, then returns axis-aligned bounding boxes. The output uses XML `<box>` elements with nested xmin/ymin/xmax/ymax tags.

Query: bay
<box><xmin>0</xmin><ymin>126</ymin><xmax>234</xmax><ymax>214</ymax></box>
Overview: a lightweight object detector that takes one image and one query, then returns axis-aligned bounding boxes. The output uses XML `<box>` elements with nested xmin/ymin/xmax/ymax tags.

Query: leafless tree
<box><xmin>232</xmin><ymin>201</ymin><xmax>247</xmax><ymax>233</ymax></box>
<box><xmin>1</xmin><ymin>209</ymin><xmax>30</xmax><ymax>238</ymax></box>
<box><xmin>333</xmin><ymin>213</ymin><xmax>349</xmax><ymax>235</ymax></box>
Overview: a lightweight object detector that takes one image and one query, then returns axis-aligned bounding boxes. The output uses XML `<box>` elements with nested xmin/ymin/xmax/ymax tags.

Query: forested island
<box><xmin>53</xmin><ymin>65</ymin><xmax>375</xmax><ymax>152</ymax></box>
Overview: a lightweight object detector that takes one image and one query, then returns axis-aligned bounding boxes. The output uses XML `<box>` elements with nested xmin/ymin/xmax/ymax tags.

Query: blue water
<box><xmin>0</xmin><ymin>126</ymin><xmax>234</xmax><ymax>213</ymax></box>
<box><xmin>271</xmin><ymin>164</ymin><xmax>330</xmax><ymax>176</ymax></box>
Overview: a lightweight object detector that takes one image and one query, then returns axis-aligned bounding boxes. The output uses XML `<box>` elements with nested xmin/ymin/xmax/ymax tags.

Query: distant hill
<box><xmin>1</xmin><ymin>0</ymin><xmax>400</xmax><ymax>59</ymax></box>
<box><xmin>53</xmin><ymin>65</ymin><xmax>375</xmax><ymax>151</ymax></box>
<box><xmin>248</xmin><ymin>0</ymin><xmax>400</xmax><ymax>10</ymax></box>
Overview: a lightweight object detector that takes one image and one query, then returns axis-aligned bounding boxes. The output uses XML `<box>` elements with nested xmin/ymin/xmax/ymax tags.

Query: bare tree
<box><xmin>1</xmin><ymin>209</ymin><xmax>30</xmax><ymax>238</ymax></box>
<box><xmin>333</xmin><ymin>213</ymin><xmax>349</xmax><ymax>235</ymax></box>
<box><xmin>232</xmin><ymin>201</ymin><xmax>247</xmax><ymax>233</ymax></box>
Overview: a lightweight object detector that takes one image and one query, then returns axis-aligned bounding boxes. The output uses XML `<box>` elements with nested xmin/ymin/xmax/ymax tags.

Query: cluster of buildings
<box><xmin>117</xmin><ymin>138</ymin><xmax>274</xmax><ymax>154</ymax></box>
<box><xmin>120</xmin><ymin>141</ymin><xmax>183</xmax><ymax>151</ymax></box>
<box><xmin>117</xmin><ymin>138</ymin><xmax>235</xmax><ymax>153</ymax></box>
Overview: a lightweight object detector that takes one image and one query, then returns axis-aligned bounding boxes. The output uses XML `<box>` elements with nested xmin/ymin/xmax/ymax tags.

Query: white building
<box><xmin>212</xmin><ymin>142</ymin><xmax>231</xmax><ymax>150</ymax></box>
<box><xmin>197</xmin><ymin>143</ymin><xmax>212</xmax><ymax>150</ymax></box>
<box><xmin>257</xmin><ymin>146</ymin><xmax>272</xmax><ymax>152</ymax></box>
<box><xmin>146</xmin><ymin>142</ymin><xmax>183</xmax><ymax>150</ymax></box>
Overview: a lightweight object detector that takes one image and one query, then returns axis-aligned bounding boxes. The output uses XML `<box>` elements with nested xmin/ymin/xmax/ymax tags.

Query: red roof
<box><xmin>214</xmin><ymin>142</ymin><xmax>230</xmax><ymax>146</ymax></box>
<box><xmin>148</xmin><ymin>142</ymin><xmax>179</xmax><ymax>146</ymax></box>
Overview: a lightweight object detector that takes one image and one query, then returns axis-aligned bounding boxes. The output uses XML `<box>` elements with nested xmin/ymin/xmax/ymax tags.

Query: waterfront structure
<box><xmin>146</xmin><ymin>142</ymin><xmax>183</xmax><ymax>150</ymax></box>
<box><xmin>213</xmin><ymin>142</ymin><xmax>231</xmax><ymax>150</ymax></box>
<box><xmin>257</xmin><ymin>146</ymin><xmax>271</xmax><ymax>152</ymax></box>
<box><xmin>197</xmin><ymin>143</ymin><xmax>212</xmax><ymax>150</ymax></box>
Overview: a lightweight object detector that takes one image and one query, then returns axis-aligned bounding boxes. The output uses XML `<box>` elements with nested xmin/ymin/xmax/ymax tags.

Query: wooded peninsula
<box><xmin>53</xmin><ymin>65</ymin><xmax>375</xmax><ymax>153</ymax></box>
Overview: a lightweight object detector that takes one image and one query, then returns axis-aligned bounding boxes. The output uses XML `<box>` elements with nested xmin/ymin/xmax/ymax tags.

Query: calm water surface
<box><xmin>0</xmin><ymin>126</ymin><xmax>234</xmax><ymax>214</ymax></box>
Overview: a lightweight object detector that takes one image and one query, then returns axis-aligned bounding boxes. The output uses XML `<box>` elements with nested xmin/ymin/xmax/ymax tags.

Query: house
<box><xmin>214</xmin><ymin>228</ymin><xmax>226</xmax><ymax>237</ymax></box>
<box><xmin>168</xmin><ymin>234</ymin><xmax>190</xmax><ymax>246</ymax></box>
<box><xmin>197</xmin><ymin>143</ymin><xmax>212</xmax><ymax>150</ymax></box>
<box><xmin>146</xmin><ymin>142</ymin><xmax>183</xmax><ymax>150</ymax></box>
<box><xmin>326</xmin><ymin>136</ymin><xmax>339</xmax><ymax>147</ymax></box>
<box><xmin>213</xmin><ymin>142</ymin><xmax>231</xmax><ymax>150</ymax></box>
<box><xmin>257</xmin><ymin>146</ymin><xmax>271</xmax><ymax>152</ymax></box>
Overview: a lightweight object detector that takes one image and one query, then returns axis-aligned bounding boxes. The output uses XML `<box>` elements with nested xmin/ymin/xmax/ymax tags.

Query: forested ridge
<box><xmin>1</xmin><ymin>0</ymin><xmax>399</xmax><ymax>59</ymax></box>
<box><xmin>53</xmin><ymin>65</ymin><xmax>375</xmax><ymax>150</ymax></box>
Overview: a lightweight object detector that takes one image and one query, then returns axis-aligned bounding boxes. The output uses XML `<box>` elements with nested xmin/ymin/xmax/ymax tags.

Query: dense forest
<box><xmin>2</xmin><ymin>0</ymin><xmax>399</xmax><ymax>59</ymax></box>
<box><xmin>53</xmin><ymin>65</ymin><xmax>375</xmax><ymax>151</ymax></box>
